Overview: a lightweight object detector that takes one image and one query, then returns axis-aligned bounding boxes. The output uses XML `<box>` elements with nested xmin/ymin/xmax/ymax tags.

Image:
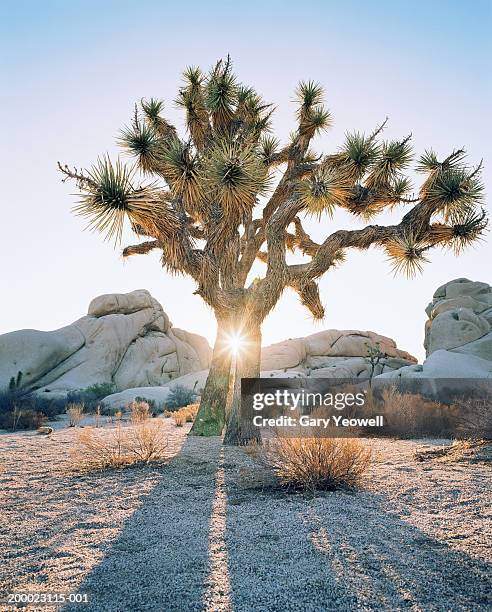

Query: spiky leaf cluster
<box><xmin>297</xmin><ymin>167</ymin><xmax>351</xmax><ymax>217</ymax></box>
<box><xmin>204</xmin><ymin>140</ymin><xmax>270</xmax><ymax>219</ymax></box>
<box><xmin>72</xmin><ymin>157</ymin><xmax>176</xmax><ymax>244</ymax></box>
<box><xmin>385</xmin><ymin>232</ymin><xmax>430</xmax><ymax>278</ymax></box>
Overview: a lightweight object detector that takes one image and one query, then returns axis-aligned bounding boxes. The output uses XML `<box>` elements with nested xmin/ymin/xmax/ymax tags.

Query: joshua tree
<box><xmin>59</xmin><ymin>57</ymin><xmax>487</xmax><ymax>445</ymax></box>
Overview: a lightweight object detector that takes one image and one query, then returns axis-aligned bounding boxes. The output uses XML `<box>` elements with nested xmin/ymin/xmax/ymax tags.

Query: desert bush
<box><xmin>130</xmin><ymin>400</ymin><xmax>150</xmax><ymax>422</ymax></box>
<box><xmin>72</xmin><ymin>417</ymin><xmax>168</xmax><ymax>470</ymax></box>
<box><xmin>454</xmin><ymin>398</ymin><xmax>492</xmax><ymax>439</ymax></box>
<box><xmin>0</xmin><ymin>408</ymin><xmax>47</xmax><ymax>430</ymax></box>
<box><xmin>256</xmin><ymin>436</ymin><xmax>371</xmax><ymax>491</ymax></box>
<box><xmin>172</xmin><ymin>403</ymin><xmax>199</xmax><ymax>426</ymax></box>
<box><xmin>165</xmin><ymin>384</ymin><xmax>197</xmax><ymax>411</ymax></box>
<box><xmin>366</xmin><ymin>387</ymin><xmax>455</xmax><ymax>438</ymax></box>
<box><xmin>173</xmin><ymin>411</ymin><xmax>187</xmax><ymax>427</ymax></box>
<box><xmin>134</xmin><ymin>396</ymin><xmax>157</xmax><ymax>413</ymax></box>
<box><xmin>0</xmin><ymin>373</ymin><xmax>50</xmax><ymax>430</ymax></box>
<box><xmin>67</xmin><ymin>403</ymin><xmax>84</xmax><ymax>427</ymax></box>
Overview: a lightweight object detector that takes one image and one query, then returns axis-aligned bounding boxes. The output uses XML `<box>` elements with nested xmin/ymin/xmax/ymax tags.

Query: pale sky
<box><xmin>1</xmin><ymin>0</ymin><xmax>491</xmax><ymax>362</ymax></box>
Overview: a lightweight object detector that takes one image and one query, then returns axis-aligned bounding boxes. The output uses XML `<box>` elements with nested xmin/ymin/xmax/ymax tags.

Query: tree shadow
<box><xmin>221</xmin><ymin>447</ymin><xmax>492</xmax><ymax>611</ymax></box>
<box><xmin>63</xmin><ymin>439</ymin><xmax>492</xmax><ymax>611</ymax></box>
<box><xmin>64</xmin><ymin>436</ymin><xmax>224</xmax><ymax>612</ymax></box>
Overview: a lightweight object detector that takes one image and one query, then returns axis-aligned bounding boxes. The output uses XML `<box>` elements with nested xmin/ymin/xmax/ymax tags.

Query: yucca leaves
<box><xmin>385</xmin><ymin>232</ymin><xmax>430</xmax><ymax>278</ymax></box>
<box><xmin>204</xmin><ymin>140</ymin><xmax>269</xmax><ymax>218</ymax></box>
<box><xmin>297</xmin><ymin>168</ymin><xmax>350</xmax><ymax>217</ymax></box>
<box><xmin>204</xmin><ymin>57</ymin><xmax>237</xmax><ymax>131</ymax></box>
<box><xmin>259</xmin><ymin>135</ymin><xmax>280</xmax><ymax>165</ymax></box>
<box><xmin>140</xmin><ymin>97</ymin><xmax>176</xmax><ymax>139</ymax></box>
<box><xmin>429</xmin><ymin>208</ymin><xmax>488</xmax><ymax>254</ymax></box>
<box><xmin>118</xmin><ymin>122</ymin><xmax>160</xmax><ymax>174</ymax></box>
<box><xmin>329</xmin><ymin>132</ymin><xmax>380</xmax><ymax>180</ymax></box>
<box><xmin>427</xmin><ymin>167</ymin><xmax>484</xmax><ymax>221</ymax></box>
<box><xmin>295</xmin><ymin>80</ymin><xmax>331</xmax><ymax>138</ymax></box>
<box><xmin>72</xmin><ymin>157</ymin><xmax>176</xmax><ymax>244</ymax></box>
<box><xmin>159</xmin><ymin>139</ymin><xmax>203</xmax><ymax>215</ymax></box>
<box><xmin>296</xmin><ymin>81</ymin><xmax>324</xmax><ymax>117</ymax></box>
<box><xmin>365</xmin><ymin>136</ymin><xmax>413</xmax><ymax>190</ymax></box>
<box><xmin>176</xmin><ymin>67</ymin><xmax>210</xmax><ymax>150</ymax></box>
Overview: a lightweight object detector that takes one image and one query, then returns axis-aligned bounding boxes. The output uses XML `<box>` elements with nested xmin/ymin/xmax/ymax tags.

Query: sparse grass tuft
<box><xmin>172</xmin><ymin>403</ymin><xmax>199</xmax><ymax>427</ymax></box>
<box><xmin>255</xmin><ymin>436</ymin><xmax>371</xmax><ymax>492</ymax></box>
<box><xmin>67</xmin><ymin>403</ymin><xmax>84</xmax><ymax>427</ymax></box>
<box><xmin>72</xmin><ymin>416</ymin><xmax>168</xmax><ymax>471</ymax></box>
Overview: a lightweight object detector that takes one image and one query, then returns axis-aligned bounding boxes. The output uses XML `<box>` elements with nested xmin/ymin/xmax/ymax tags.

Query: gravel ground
<box><xmin>0</xmin><ymin>423</ymin><xmax>491</xmax><ymax>612</ymax></box>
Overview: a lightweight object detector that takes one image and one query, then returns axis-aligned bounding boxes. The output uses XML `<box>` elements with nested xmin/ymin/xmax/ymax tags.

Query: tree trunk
<box><xmin>190</xmin><ymin>319</ymin><xmax>233</xmax><ymax>436</ymax></box>
<box><xmin>223</xmin><ymin>320</ymin><xmax>262</xmax><ymax>446</ymax></box>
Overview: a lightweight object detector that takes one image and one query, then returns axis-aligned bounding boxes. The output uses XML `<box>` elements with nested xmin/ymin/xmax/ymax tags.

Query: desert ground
<box><xmin>0</xmin><ymin>420</ymin><xmax>491</xmax><ymax>612</ymax></box>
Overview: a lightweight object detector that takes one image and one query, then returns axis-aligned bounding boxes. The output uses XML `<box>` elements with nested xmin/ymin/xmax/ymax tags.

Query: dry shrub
<box><xmin>72</xmin><ymin>418</ymin><xmax>168</xmax><ymax>471</ymax></box>
<box><xmin>257</xmin><ymin>436</ymin><xmax>371</xmax><ymax>491</ymax></box>
<box><xmin>67</xmin><ymin>403</ymin><xmax>84</xmax><ymax>427</ymax></box>
<box><xmin>173</xmin><ymin>411</ymin><xmax>186</xmax><ymax>427</ymax></box>
<box><xmin>415</xmin><ymin>439</ymin><xmax>492</xmax><ymax>464</ymax></box>
<box><xmin>94</xmin><ymin>406</ymin><xmax>101</xmax><ymax>428</ymax></box>
<box><xmin>454</xmin><ymin>398</ymin><xmax>492</xmax><ymax>440</ymax></box>
<box><xmin>172</xmin><ymin>403</ymin><xmax>199</xmax><ymax>427</ymax></box>
<box><xmin>130</xmin><ymin>400</ymin><xmax>150</xmax><ymax>422</ymax></box>
<box><xmin>371</xmin><ymin>387</ymin><xmax>454</xmax><ymax>438</ymax></box>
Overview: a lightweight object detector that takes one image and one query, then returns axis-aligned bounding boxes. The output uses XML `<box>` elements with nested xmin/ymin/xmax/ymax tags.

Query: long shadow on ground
<box><xmin>64</xmin><ymin>436</ymin><xmax>223</xmax><ymax>612</ymax></box>
<box><xmin>65</xmin><ymin>439</ymin><xmax>492</xmax><ymax>611</ymax></box>
<box><xmin>222</xmin><ymin>447</ymin><xmax>492</xmax><ymax>611</ymax></box>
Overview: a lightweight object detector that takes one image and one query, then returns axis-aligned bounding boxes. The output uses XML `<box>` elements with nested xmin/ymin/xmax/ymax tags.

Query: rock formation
<box><xmin>0</xmin><ymin>290</ymin><xmax>211</xmax><ymax>399</ymax></box>
<box><xmin>260</xmin><ymin>330</ymin><xmax>416</xmax><ymax>378</ymax></box>
<box><xmin>101</xmin><ymin>330</ymin><xmax>417</xmax><ymax>411</ymax></box>
<box><xmin>379</xmin><ymin>278</ymin><xmax>492</xmax><ymax>380</ymax></box>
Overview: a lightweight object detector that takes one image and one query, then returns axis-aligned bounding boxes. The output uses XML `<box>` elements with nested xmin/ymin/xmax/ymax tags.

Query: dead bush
<box><xmin>454</xmin><ymin>398</ymin><xmax>492</xmax><ymax>440</ymax></box>
<box><xmin>172</xmin><ymin>403</ymin><xmax>199</xmax><ymax>426</ymax></box>
<box><xmin>256</xmin><ymin>436</ymin><xmax>371</xmax><ymax>491</ymax></box>
<box><xmin>72</xmin><ymin>418</ymin><xmax>168</xmax><ymax>470</ymax></box>
<box><xmin>370</xmin><ymin>387</ymin><xmax>455</xmax><ymax>438</ymax></box>
<box><xmin>173</xmin><ymin>411</ymin><xmax>186</xmax><ymax>427</ymax></box>
<box><xmin>130</xmin><ymin>400</ymin><xmax>150</xmax><ymax>423</ymax></box>
<box><xmin>67</xmin><ymin>403</ymin><xmax>84</xmax><ymax>427</ymax></box>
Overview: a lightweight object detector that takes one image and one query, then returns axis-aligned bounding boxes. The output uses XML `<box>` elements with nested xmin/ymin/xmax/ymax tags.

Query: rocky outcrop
<box><xmin>379</xmin><ymin>278</ymin><xmax>492</xmax><ymax>380</ymax></box>
<box><xmin>0</xmin><ymin>287</ymin><xmax>421</xmax><ymax>409</ymax></box>
<box><xmin>261</xmin><ymin>330</ymin><xmax>416</xmax><ymax>378</ymax></box>
<box><xmin>0</xmin><ymin>290</ymin><xmax>211</xmax><ymax>399</ymax></box>
<box><xmin>100</xmin><ymin>330</ymin><xmax>417</xmax><ymax>410</ymax></box>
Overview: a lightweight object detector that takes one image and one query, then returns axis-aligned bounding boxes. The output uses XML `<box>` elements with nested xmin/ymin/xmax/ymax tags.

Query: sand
<box><xmin>0</xmin><ymin>421</ymin><xmax>491</xmax><ymax>611</ymax></box>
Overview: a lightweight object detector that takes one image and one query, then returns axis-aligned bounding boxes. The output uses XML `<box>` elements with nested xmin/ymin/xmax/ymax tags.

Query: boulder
<box><xmin>101</xmin><ymin>370</ymin><xmax>209</xmax><ymax>411</ymax></box>
<box><xmin>424</xmin><ymin>278</ymin><xmax>492</xmax><ymax>356</ymax></box>
<box><xmin>261</xmin><ymin>330</ymin><xmax>416</xmax><ymax>378</ymax></box>
<box><xmin>0</xmin><ymin>290</ymin><xmax>211</xmax><ymax>399</ymax></box>
<box><xmin>379</xmin><ymin>278</ymin><xmax>492</xmax><ymax>383</ymax></box>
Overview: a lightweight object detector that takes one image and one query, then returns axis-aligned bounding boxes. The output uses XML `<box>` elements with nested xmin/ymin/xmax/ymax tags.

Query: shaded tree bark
<box><xmin>223</xmin><ymin>320</ymin><xmax>262</xmax><ymax>445</ymax></box>
<box><xmin>190</xmin><ymin>318</ymin><xmax>233</xmax><ymax>436</ymax></box>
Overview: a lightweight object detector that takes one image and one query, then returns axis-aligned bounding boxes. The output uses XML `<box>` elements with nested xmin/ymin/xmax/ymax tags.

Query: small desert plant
<box><xmin>256</xmin><ymin>436</ymin><xmax>371</xmax><ymax>491</ymax></box>
<box><xmin>373</xmin><ymin>387</ymin><xmax>455</xmax><ymax>438</ymax></box>
<box><xmin>94</xmin><ymin>405</ymin><xmax>102</xmax><ymax>428</ymax></box>
<box><xmin>165</xmin><ymin>384</ymin><xmax>197</xmax><ymax>411</ymax></box>
<box><xmin>365</xmin><ymin>342</ymin><xmax>386</xmax><ymax>384</ymax></box>
<box><xmin>67</xmin><ymin>403</ymin><xmax>84</xmax><ymax>427</ymax></box>
<box><xmin>172</xmin><ymin>403</ymin><xmax>199</xmax><ymax>426</ymax></box>
<box><xmin>72</xmin><ymin>417</ymin><xmax>168</xmax><ymax>470</ymax></box>
<box><xmin>173</xmin><ymin>411</ymin><xmax>187</xmax><ymax>427</ymax></box>
<box><xmin>130</xmin><ymin>400</ymin><xmax>150</xmax><ymax>422</ymax></box>
<box><xmin>454</xmin><ymin>398</ymin><xmax>492</xmax><ymax>440</ymax></box>
<box><xmin>9</xmin><ymin>409</ymin><xmax>47</xmax><ymax>430</ymax></box>
<box><xmin>134</xmin><ymin>396</ymin><xmax>157</xmax><ymax>413</ymax></box>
